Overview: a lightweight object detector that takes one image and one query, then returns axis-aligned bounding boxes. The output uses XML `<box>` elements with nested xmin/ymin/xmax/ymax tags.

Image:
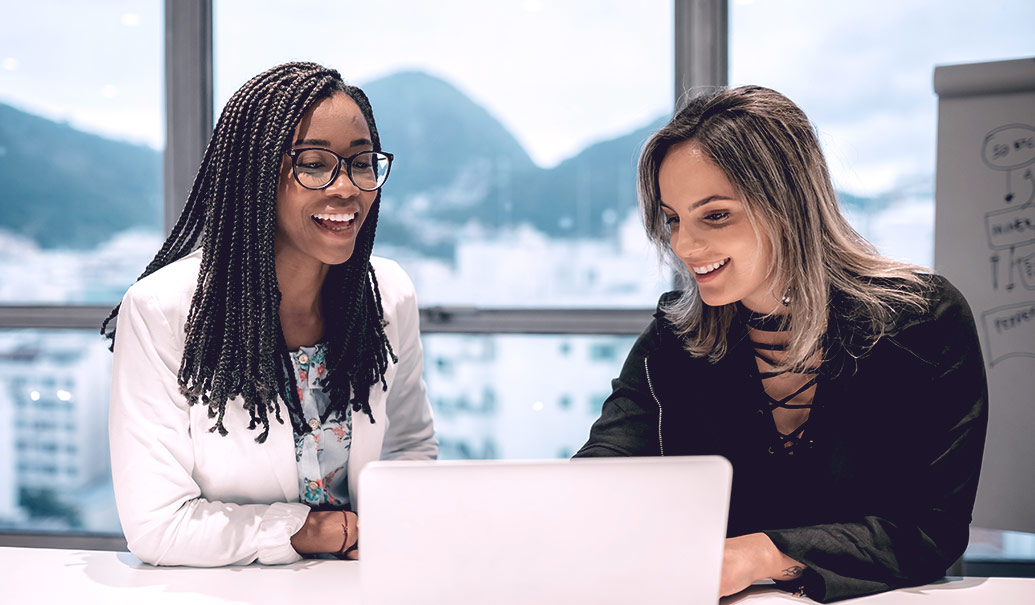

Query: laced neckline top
<box><xmin>743</xmin><ymin>306</ymin><xmax>822</xmax><ymax>456</ymax></box>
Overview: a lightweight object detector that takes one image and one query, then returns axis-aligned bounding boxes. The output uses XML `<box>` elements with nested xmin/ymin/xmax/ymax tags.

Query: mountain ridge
<box><xmin>0</xmin><ymin>71</ymin><xmax>878</xmax><ymax>253</ymax></box>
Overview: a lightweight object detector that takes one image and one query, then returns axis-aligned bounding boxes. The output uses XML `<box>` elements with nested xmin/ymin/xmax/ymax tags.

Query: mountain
<box><xmin>0</xmin><ymin>74</ymin><xmax>883</xmax><ymax>256</ymax></box>
<box><xmin>0</xmin><ymin>102</ymin><xmax>161</xmax><ymax>249</ymax></box>
<box><xmin>443</xmin><ymin>118</ymin><xmax>669</xmax><ymax>237</ymax></box>
<box><xmin>362</xmin><ymin>71</ymin><xmax>536</xmax><ymax>204</ymax></box>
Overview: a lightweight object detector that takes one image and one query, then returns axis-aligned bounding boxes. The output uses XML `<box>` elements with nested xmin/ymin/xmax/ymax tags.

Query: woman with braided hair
<box><xmin>104</xmin><ymin>62</ymin><xmax>437</xmax><ymax>566</ymax></box>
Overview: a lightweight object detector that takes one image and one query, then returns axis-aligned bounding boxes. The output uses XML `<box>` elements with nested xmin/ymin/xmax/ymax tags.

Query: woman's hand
<box><xmin>290</xmin><ymin>510</ymin><xmax>359</xmax><ymax>556</ymax></box>
<box><xmin>720</xmin><ymin>533</ymin><xmax>805</xmax><ymax>597</ymax></box>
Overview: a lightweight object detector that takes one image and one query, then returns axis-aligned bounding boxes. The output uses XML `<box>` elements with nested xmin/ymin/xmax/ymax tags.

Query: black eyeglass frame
<box><xmin>285</xmin><ymin>148</ymin><xmax>395</xmax><ymax>192</ymax></box>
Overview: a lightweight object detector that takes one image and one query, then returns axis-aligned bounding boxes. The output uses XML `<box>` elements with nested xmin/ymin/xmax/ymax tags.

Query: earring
<box><xmin>781</xmin><ymin>287</ymin><xmax>792</xmax><ymax>307</ymax></box>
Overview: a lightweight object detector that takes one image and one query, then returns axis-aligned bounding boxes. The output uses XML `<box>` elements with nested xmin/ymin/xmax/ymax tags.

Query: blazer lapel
<box><xmin>261</xmin><ymin>398</ymin><xmax>303</xmax><ymax>502</ymax></box>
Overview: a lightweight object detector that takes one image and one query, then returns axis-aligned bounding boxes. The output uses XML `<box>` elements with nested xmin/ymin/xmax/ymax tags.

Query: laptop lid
<box><xmin>359</xmin><ymin>456</ymin><xmax>732</xmax><ymax>605</ymax></box>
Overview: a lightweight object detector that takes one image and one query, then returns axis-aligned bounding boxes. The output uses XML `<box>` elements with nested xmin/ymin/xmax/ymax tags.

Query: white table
<box><xmin>723</xmin><ymin>577</ymin><xmax>1035</xmax><ymax>604</ymax></box>
<box><xmin>3</xmin><ymin>547</ymin><xmax>1034</xmax><ymax>604</ymax></box>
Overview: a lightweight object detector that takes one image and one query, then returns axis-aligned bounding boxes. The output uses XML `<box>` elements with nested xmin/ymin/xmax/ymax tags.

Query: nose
<box><xmin>326</xmin><ymin>161</ymin><xmax>363</xmax><ymax>197</ymax></box>
<box><xmin>671</xmin><ymin>225</ymin><xmax>706</xmax><ymax>261</ymax></box>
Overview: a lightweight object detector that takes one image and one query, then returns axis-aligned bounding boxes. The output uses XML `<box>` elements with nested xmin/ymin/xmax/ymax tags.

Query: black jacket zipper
<box><xmin>643</xmin><ymin>356</ymin><xmax>664</xmax><ymax>456</ymax></box>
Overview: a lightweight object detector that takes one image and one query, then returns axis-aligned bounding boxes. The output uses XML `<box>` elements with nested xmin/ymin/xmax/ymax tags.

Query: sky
<box><xmin>1</xmin><ymin>0</ymin><xmax>1033</xmax><ymax>195</ymax></box>
<box><xmin>730</xmin><ymin>0</ymin><xmax>1035</xmax><ymax>195</ymax></box>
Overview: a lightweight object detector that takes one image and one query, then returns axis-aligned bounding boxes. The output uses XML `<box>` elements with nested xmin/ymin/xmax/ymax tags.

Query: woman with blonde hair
<box><xmin>577</xmin><ymin>86</ymin><xmax>987</xmax><ymax>602</ymax></box>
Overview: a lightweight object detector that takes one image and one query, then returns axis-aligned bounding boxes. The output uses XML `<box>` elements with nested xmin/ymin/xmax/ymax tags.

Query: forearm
<box><xmin>721</xmin><ymin>533</ymin><xmax>806</xmax><ymax>598</ymax></box>
<box><xmin>762</xmin><ymin>514</ymin><xmax>968</xmax><ymax>601</ymax></box>
<box><xmin>737</xmin><ymin>533</ymin><xmax>806</xmax><ymax>580</ymax></box>
<box><xmin>769</xmin><ymin>545</ymin><xmax>807</xmax><ymax>582</ymax></box>
<box><xmin>119</xmin><ymin>498</ymin><xmax>309</xmax><ymax>566</ymax></box>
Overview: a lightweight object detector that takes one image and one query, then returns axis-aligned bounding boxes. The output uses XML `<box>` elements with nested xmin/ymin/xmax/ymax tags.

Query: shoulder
<box><xmin>369</xmin><ymin>256</ymin><xmax>419</xmax><ymax>318</ymax></box>
<box><xmin>832</xmin><ymin>273</ymin><xmax>972</xmax><ymax>335</ymax></box>
<box><xmin>884</xmin><ymin>273</ymin><xmax>979</xmax><ymax>366</ymax></box>
<box><xmin>121</xmin><ymin>249</ymin><xmax>202</xmax><ymax>324</ymax></box>
<box><xmin>656</xmin><ymin>289</ymin><xmax>682</xmax><ymax>312</ymax></box>
<box><xmin>641</xmin><ymin>290</ymin><xmax>697</xmax><ymax>357</ymax></box>
<box><xmin>113</xmin><ymin>250</ymin><xmax>202</xmax><ymax>353</ymax></box>
<box><xmin>888</xmin><ymin>273</ymin><xmax>973</xmax><ymax>332</ymax></box>
<box><xmin>652</xmin><ymin>290</ymin><xmax>682</xmax><ymax>338</ymax></box>
<box><xmin>370</xmin><ymin>256</ymin><xmax>416</xmax><ymax>301</ymax></box>
<box><xmin>370</xmin><ymin>256</ymin><xmax>415</xmax><ymax>293</ymax></box>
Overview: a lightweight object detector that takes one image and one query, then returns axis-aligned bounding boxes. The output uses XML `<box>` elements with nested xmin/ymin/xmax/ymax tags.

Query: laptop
<box><xmin>359</xmin><ymin>456</ymin><xmax>732</xmax><ymax>605</ymax></box>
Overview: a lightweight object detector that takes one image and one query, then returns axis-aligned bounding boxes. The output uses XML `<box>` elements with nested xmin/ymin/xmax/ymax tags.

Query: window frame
<box><xmin>0</xmin><ymin>0</ymin><xmax>727</xmax><ymax>547</ymax></box>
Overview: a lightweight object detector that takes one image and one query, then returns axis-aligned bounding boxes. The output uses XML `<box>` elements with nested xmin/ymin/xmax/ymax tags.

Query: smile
<box><xmin>312</xmin><ymin>212</ymin><xmax>357</xmax><ymax>233</ymax></box>
<box><xmin>691</xmin><ymin>258</ymin><xmax>729</xmax><ymax>275</ymax></box>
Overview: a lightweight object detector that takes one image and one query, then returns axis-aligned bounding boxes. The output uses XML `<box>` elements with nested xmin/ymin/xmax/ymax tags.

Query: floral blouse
<box><xmin>290</xmin><ymin>343</ymin><xmax>352</xmax><ymax>510</ymax></box>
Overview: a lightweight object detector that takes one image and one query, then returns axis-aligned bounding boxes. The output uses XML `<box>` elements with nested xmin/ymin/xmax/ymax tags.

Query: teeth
<box><xmin>692</xmin><ymin>258</ymin><xmax>729</xmax><ymax>274</ymax></box>
<box><xmin>313</xmin><ymin>212</ymin><xmax>357</xmax><ymax>222</ymax></box>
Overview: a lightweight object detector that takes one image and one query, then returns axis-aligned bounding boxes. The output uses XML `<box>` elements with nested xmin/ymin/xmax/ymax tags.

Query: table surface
<box><xmin>3</xmin><ymin>547</ymin><xmax>1034</xmax><ymax>604</ymax></box>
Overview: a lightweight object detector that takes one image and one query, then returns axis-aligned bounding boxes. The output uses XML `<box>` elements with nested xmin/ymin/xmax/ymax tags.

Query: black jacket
<box><xmin>575</xmin><ymin>275</ymin><xmax>988</xmax><ymax>602</ymax></box>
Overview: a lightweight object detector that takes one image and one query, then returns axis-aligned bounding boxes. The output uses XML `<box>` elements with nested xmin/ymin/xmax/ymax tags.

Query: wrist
<box><xmin>336</xmin><ymin>510</ymin><xmax>352</xmax><ymax>556</ymax></box>
<box><xmin>757</xmin><ymin>533</ymin><xmax>805</xmax><ymax>581</ymax></box>
<box><xmin>291</xmin><ymin>511</ymin><xmax>343</xmax><ymax>554</ymax></box>
<box><xmin>748</xmin><ymin>533</ymin><xmax>783</xmax><ymax>579</ymax></box>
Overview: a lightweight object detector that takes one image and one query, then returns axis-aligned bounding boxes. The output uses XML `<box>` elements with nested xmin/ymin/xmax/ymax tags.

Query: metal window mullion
<box><xmin>674</xmin><ymin>0</ymin><xmax>728</xmax><ymax>105</ymax></box>
<box><xmin>0</xmin><ymin>532</ymin><xmax>127</xmax><ymax>551</ymax></box>
<box><xmin>0</xmin><ymin>306</ymin><xmax>655</xmax><ymax>335</ymax></box>
<box><xmin>0</xmin><ymin>306</ymin><xmax>113</xmax><ymax>330</ymax></box>
<box><xmin>164</xmin><ymin>0</ymin><xmax>213</xmax><ymax>232</ymax></box>
<box><xmin>419</xmin><ymin>308</ymin><xmax>654</xmax><ymax>335</ymax></box>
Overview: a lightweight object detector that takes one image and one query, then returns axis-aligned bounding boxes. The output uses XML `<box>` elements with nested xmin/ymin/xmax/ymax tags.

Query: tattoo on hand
<box><xmin>782</xmin><ymin>565</ymin><xmax>805</xmax><ymax>579</ymax></box>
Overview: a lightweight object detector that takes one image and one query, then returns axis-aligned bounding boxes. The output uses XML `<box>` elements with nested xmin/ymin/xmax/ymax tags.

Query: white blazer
<box><xmin>109</xmin><ymin>249</ymin><xmax>437</xmax><ymax>566</ymax></box>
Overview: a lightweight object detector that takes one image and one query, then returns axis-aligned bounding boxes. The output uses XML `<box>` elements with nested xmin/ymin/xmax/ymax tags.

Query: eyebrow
<box><xmin>660</xmin><ymin>195</ymin><xmax>736</xmax><ymax>212</ymax></box>
<box><xmin>293</xmin><ymin>137</ymin><xmax>373</xmax><ymax>148</ymax></box>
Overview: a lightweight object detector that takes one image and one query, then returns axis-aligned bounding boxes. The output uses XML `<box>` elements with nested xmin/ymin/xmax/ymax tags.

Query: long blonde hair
<box><xmin>639</xmin><ymin>86</ymin><xmax>929</xmax><ymax>371</ymax></box>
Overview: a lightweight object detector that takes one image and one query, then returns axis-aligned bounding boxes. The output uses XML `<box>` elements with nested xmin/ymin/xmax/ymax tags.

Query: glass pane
<box><xmin>424</xmin><ymin>334</ymin><xmax>635</xmax><ymax>459</ymax></box>
<box><xmin>214</xmin><ymin>0</ymin><xmax>674</xmax><ymax>308</ymax></box>
<box><xmin>730</xmin><ymin>0</ymin><xmax>1035</xmax><ymax>269</ymax></box>
<box><xmin>0</xmin><ymin>1</ymin><xmax>164</xmax><ymax>304</ymax></box>
<box><xmin>0</xmin><ymin>331</ymin><xmax>635</xmax><ymax>535</ymax></box>
<box><xmin>0</xmin><ymin>331</ymin><xmax>120</xmax><ymax>534</ymax></box>
<box><xmin>966</xmin><ymin>527</ymin><xmax>1035</xmax><ymax>563</ymax></box>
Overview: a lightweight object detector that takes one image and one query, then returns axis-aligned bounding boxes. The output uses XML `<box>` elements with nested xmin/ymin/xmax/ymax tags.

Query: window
<box><xmin>214</xmin><ymin>0</ymin><xmax>674</xmax><ymax>459</ymax></box>
<box><xmin>0</xmin><ymin>1</ymin><xmax>164</xmax><ymax>304</ymax></box>
<box><xmin>0</xmin><ymin>331</ymin><xmax>118</xmax><ymax>533</ymax></box>
<box><xmin>214</xmin><ymin>0</ymin><xmax>674</xmax><ymax>309</ymax></box>
<box><xmin>2</xmin><ymin>0</ymin><xmax>673</xmax><ymax>542</ymax></box>
<box><xmin>24</xmin><ymin>1</ymin><xmax>1028</xmax><ymax>548</ymax></box>
<box><xmin>424</xmin><ymin>334</ymin><xmax>636</xmax><ymax>459</ymax></box>
<box><xmin>589</xmin><ymin>342</ymin><xmax>620</xmax><ymax>361</ymax></box>
<box><xmin>729</xmin><ymin>0</ymin><xmax>1035</xmax><ymax>268</ymax></box>
<box><xmin>0</xmin><ymin>0</ymin><xmax>163</xmax><ymax>536</ymax></box>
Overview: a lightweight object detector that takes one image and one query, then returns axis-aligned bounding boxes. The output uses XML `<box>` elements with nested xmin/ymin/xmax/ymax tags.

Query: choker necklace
<box><xmin>743</xmin><ymin>306</ymin><xmax>790</xmax><ymax>332</ymax></box>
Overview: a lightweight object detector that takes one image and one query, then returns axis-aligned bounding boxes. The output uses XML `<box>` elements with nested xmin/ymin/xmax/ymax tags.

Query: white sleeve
<box><xmin>379</xmin><ymin>268</ymin><xmax>438</xmax><ymax>461</ymax></box>
<box><xmin>108</xmin><ymin>286</ymin><xmax>311</xmax><ymax>566</ymax></box>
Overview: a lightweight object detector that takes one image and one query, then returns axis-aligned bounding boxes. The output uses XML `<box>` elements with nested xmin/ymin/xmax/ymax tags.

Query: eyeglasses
<box><xmin>286</xmin><ymin>148</ymin><xmax>394</xmax><ymax>191</ymax></box>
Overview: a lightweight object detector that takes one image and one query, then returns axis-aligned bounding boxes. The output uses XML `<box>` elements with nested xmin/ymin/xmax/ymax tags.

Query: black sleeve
<box><xmin>764</xmin><ymin>279</ymin><xmax>989</xmax><ymax>602</ymax></box>
<box><xmin>574</xmin><ymin>318</ymin><xmax>666</xmax><ymax>458</ymax></box>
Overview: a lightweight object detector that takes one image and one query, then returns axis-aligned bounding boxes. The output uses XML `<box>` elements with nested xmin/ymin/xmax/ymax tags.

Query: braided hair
<box><xmin>102</xmin><ymin>62</ymin><xmax>396</xmax><ymax>442</ymax></box>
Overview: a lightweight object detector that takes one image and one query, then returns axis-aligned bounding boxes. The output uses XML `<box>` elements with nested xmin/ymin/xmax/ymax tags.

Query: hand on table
<box><xmin>720</xmin><ymin>533</ymin><xmax>805</xmax><ymax>597</ymax></box>
<box><xmin>290</xmin><ymin>510</ymin><xmax>359</xmax><ymax>557</ymax></box>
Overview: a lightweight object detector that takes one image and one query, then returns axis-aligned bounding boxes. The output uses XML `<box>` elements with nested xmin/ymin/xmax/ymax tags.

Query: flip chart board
<box><xmin>934</xmin><ymin>57</ymin><xmax>1035</xmax><ymax>533</ymax></box>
